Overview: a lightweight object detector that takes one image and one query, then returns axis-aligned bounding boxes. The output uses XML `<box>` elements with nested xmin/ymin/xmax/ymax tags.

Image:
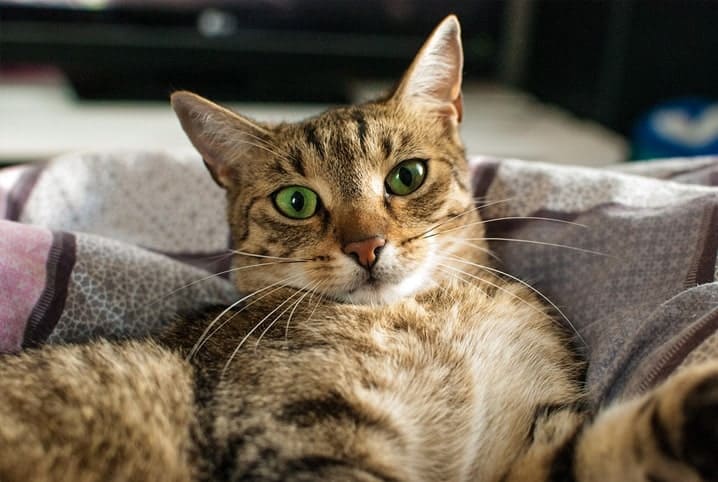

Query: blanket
<box><xmin>1</xmin><ymin>150</ymin><xmax>717</xmax><ymax>406</ymax></box>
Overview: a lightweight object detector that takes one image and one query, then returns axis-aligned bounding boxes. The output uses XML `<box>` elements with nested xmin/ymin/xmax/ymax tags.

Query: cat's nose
<box><xmin>342</xmin><ymin>237</ymin><xmax>386</xmax><ymax>270</ymax></box>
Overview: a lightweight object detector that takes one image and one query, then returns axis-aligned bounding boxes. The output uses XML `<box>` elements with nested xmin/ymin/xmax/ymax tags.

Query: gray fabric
<box><xmin>47</xmin><ymin>232</ymin><xmax>236</xmax><ymax>344</ymax></box>
<box><xmin>471</xmin><ymin>156</ymin><xmax>718</xmax><ymax>404</ymax></box>
<box><xmin>619</xmin><ymin>283</ymin><xmax>718</xmax><ymax>401</ymax></box>
<box><xmin>2</xmin><ymin>150</ymin><xmax>718</xmax><ymax>405</ymax></box>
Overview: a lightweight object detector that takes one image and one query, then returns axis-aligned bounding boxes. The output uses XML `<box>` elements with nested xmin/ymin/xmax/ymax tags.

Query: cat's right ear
<box><xmin>171</xmin><ymin>91</ymin><xmax>270</xmax><ymax>188</ymax></box>
<box><xmin>391</xmin><ymin>15</ymin><xmax>463</xmax><ymax>124</ymax></box>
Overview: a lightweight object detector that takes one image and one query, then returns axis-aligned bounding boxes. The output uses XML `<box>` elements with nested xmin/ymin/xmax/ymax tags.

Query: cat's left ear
<box><xmin>391</xmin><ymin>15</ymin><xmax>463</xmax><ymax>124</ymax></box>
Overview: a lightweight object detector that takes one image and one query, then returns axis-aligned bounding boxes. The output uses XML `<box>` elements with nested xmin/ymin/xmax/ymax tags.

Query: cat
<box><xmin>1</xmin><ymin>15</ymin><xmax>717</xmax><ymax>482</ymax></box>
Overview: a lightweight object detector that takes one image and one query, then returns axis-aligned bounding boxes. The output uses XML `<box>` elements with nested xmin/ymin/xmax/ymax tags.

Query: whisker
<box><xmin>481</xmin><ymin>216</ymin><xmax>587</xmax><ymax>228</ymax></box>
<box><xmin>308</xmin><ymin>287</ymin><xmax>325</xmax><ymax>321</ymax></box>
<box><xmin>187</xmin><ymin>273</ymin><xmax>303</xmax><ymax>360</ymax></box>
<box><xmin>444</xmin><ymin>236</ymin><xmax>502</xmax><ymax>263</ymax></box>
<box><xmin>231</xmin><ymin>250</ymin><xmax>312</xmax><ymax>262</ymax></box>
<box><xmin>443</xmin><ymin>255</ymin><xmax>586</xmax><ymax>347</ymax></box>
<box><xmin>437</xmin><ymin>264</ymin><xmax>545</xmax><ymax>320</ymax></box>
<box><xmin>198</xmin><ymin>250</ymin><xmax>235</xmax><ymax>260</ymax></box>
<box><xmin>425</xmin><ymin>216</ymin><xmax>587</xmax><ymax>240</ymax></box>
<box><xmin>474</xmin><ymin>197</ymin><xmax>515</xmax><ymax>211</ymax></box>
<box><xmin>285</xmin><ymin>280</ymin><xmax>324</xmax><ymax>341</ymax></box>
<box><xmin>416</xmin><ymin>198</ymin><xmax>515</xmax><ymax>240</ymax></box>
<box><xmin>150</xmin><ymin>261</ymin><xmax>297</xmax><ymax>306</ymax></box>
<box><xmin>233</xmin><ymin>129</ymin><xmax>314</xmax><ymax>169</ymax></box>
<box><xmin>420</xmin><ymin>205</ymin><xmax>485</xmax><ymax>238</ymax></box>
<box><xmin>253</xmin><ymin>282</ymin><xmax>316</xmax><ymax>349</ymax></box>
<box><xmin>465</xmin><ymin>237</ymin><xmax>610</xmax><ymax>257</ymax></box>
<box><xmin>199</xmin><ymin>274</ymin><xmax>304</xmax><ymax>353</ymax></box>
<box><xmin>437</xmin><ymin>263</ymin><xmax>569</xmax><ymax>340</ymax></box>
<box><xmin>222</xmin><ymin>285</ymin><xmax>309</xmax><ymax>375</ymax></box>
<box><xmin>436</xmin><ymin>264</ymin><xmax>490</xmax><ymax>299</ymax></box>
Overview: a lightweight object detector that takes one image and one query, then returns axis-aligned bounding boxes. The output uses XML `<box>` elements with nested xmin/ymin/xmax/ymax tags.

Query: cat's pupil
<box><xmin>399</xmin><ymin>167</ymin><xmax>413</xmax><ymax>186</ymax></box>
<box><xmin>291</xmin><ymin>191</ymin><xmax>305</xmax><ymax>212</ymax></box>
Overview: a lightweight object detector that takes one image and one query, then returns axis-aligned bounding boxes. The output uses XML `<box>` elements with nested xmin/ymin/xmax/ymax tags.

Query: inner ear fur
<box><xmin>391</xmin><ymin>15</ymin><xmax>464</xmax><ymax>124</ymax></box>
<box><xmin>171</xmin><ymin>91</ymin><xmax>271</xmax><ymax>188</ymax></box>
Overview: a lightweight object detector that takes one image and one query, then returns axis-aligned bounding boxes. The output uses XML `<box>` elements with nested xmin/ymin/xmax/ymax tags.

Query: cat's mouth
<box><xmin>343</xmin><ymin>279</ymin><xmax>390</xmax><ymax>304</ymax></box>
<box><xmin>347</xmin><ymin>274</ymin><xmax>383</xmax><ymax>294</ymax></box>
<box><xmin>337</xmin><ymin>265</ymin><xmax>429</xmax><ymax>305</ymax></box>
<box><xmin>365</xmin><ymin>275</ymin><xmax>381</xmax><ymax>286</ymax></box>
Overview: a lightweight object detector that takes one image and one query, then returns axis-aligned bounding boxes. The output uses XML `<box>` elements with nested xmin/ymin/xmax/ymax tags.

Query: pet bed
<box><xmin>1</xmin><ymin>150</ymin><xmax>717</xmax><ymax>406</ymax></box>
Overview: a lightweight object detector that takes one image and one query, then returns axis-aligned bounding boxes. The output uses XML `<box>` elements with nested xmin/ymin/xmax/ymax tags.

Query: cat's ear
<box><xmin>171</xmin><ymin>91</ymin><xmax>271</xmax><ymax>188</ymax></box>
<box><xmin>391</xmin><ymin>15</ymin><xmax>463</xmax><ymax>123</ymax></box>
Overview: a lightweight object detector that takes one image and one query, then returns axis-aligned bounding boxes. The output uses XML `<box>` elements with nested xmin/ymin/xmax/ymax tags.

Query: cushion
<box><xmin>2</xmin><ymin>150</ymin><xmax>717</xmax><ymax>405</ymax></box>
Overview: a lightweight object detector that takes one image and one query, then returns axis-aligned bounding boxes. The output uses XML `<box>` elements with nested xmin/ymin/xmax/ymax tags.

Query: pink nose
<box><xmin>342</xmin><ymin>237</ymin><xmax>386</xmax><ymax>269</ymax></box>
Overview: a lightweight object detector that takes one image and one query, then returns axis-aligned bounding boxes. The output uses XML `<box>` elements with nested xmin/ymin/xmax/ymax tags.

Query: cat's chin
<box><xmin>334</xmin><ymin>267</ymin><xmax>435</xmax><ymax>306</ymax></box>
<box><xmin>337</xmin><ymin>283</ymin><xmax>405</xmax><ymax>305</ymax></box>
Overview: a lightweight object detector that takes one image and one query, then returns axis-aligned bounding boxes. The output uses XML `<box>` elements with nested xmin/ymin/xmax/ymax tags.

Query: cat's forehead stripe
<box><xmin>351</xmin><ymin>109</ymin><xmax>368</xmax><ymax>154</ymax></box>
<box><xmin>288</xmin><ymin>147</ymin><xmax>306</xmax><ymax>177</ymax></box>
<box><xmin>272</xmin><ymin>159</ymin><xmax>287</xmax><ymax>176</ymax></box>
<box><xmin>303</xmin><ymin>124</ymin><xmax>325</xmax><ymax>159</ymax></box>
<box><xmin>382</xmin><ymin>136</ymin><xmax>393</xmax><ymax>159</ymax></box>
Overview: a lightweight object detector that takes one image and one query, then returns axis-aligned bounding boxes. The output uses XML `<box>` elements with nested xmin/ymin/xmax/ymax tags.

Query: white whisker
<box><xmin>222</xmin><ymin>284</ymin><xmax>309</xmax><ymax>375</ymax></box>
<box><xmin>443</xmin><ymin>236</ymin><xmax>502</xmax><ymax>263</ymax></box>
<box><xmin>425</xmin><ymin>215</ymin><xmax>586</xmax><ymax>240</ymax></box>
<box><xmin>443</xmin><ymin>255</ymin><xmax>586</xmax><ymax>347</ymax></box>
<box><xmin>474</xmin><ymin>197</ymin><xmax>515</xmax><ymax>211</ymax></box>
<box><xmin>253</xmin><ymin>282</ymin><xmax>316</xmax><ymax>349</ymax></box>
<box><xmin>231</xmin><ymin>250</ymin><xmax>312</xmax><ymax>262</ymax></box>
<box><xmin>200</xmin><ymin>274</ymin><xmax>304</xmax><ymax>350</ymax></box>
<box><xmin>235</xmin><ymin>138</ymin><xmax>296</xmax><ymax>166</ymax></box>
<box><xmin>285</xmin><ymin>280</ymin><xmax>324</xmax><ymax>341</ymax></box>
<box><xmin>481</xmin><ymin>216</ymin><xmax>587</xmax><ymax>228</ymax></box>
<box><xmin>420</xmin><ymin>204</ymin><xmax>484</xmax><ymax>238</ymax></box>
<box><xmin>437</xmin><ymin>263</ymin><xmax>560</xmax><ymax>334</ymax></box>
<box><xmin>465</xmin><ymin>237</ymin><xmax>609</xmax><ymax>257</ymax></box>
<box><xmin>187</xmin><ymin>273</ymin><xmax>303</xmax><ymax>360</ymax></box>
<box><xmin>304</xmin><ymin>286</ymin><xmax>325</xmax><ymax>326</ymax></box>
<box><xmin>415</xmin><ymin>198</ymin><xmax>515</xmax><ymax>241</ymax></box>
<box><xmin>150</xmin><ymin>261</ymin><xmax>295</xmax><ymax>306</ymax></box>
<box><xmin>436</xmin><ymin>264</ymin><xmax>490</xmax><ymax>298</ymax></box>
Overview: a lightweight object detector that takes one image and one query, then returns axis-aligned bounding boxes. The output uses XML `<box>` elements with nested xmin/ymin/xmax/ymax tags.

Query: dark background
<box><xmin>2</xmin><ymin>0</ymin><xmax>717</xmax><ymax>136</ymax></box>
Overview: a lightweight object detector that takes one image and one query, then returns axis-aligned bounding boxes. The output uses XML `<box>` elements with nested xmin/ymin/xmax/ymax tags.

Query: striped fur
<box><xmin>1</xmin><ymin>15</ymin><xmax>717</xmax><ymax>482</ymax></box>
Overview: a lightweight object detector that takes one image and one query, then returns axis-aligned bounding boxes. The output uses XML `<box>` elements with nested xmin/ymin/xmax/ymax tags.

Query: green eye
<box><xmin>273</xmin><ymin>186</ymin><xmax>319</xmax><ymax>219</ymax></box>
<box><xmin>385</xmin><ymin>159</ymin><xmax>427</xmax><ymax>195</ymax></box>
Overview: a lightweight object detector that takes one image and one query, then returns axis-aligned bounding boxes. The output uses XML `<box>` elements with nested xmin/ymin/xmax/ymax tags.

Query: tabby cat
<box><xmin>1</xmin><ymin>16</ymin><xmax>717</xmax><ymax>482</ymax></box>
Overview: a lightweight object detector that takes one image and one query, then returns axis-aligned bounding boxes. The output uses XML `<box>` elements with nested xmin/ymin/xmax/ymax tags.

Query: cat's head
<box><xmin>172</xmin><ymin>16</ymin><xmax>486</xmax><ymax>304</ymax></box>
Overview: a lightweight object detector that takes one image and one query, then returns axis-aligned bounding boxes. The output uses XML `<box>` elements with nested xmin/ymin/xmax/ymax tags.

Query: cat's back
<box><xmin>0</xmin><ymin>340</ymin><xmax>197</xmax><ymax>482</ymax></box>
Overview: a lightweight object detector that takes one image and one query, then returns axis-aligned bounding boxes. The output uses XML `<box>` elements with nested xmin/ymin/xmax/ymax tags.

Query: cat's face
<box><xmin>172</xmin><ymin>16</ymin><xmax>487</xmax><ymax>304</ymax></box>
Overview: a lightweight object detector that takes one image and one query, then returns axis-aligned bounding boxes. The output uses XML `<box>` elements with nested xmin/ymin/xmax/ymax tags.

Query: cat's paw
<box><xmin>652</xmin><ymin>362</ymin><xmax>718</xmax><ymax>482</ymax></box>
<box><xmin>574</xmin><ymin>362</ymin><xmax>718</xmax><ymax>482</ymax></box>
<box><xmin>679</xmin><ymin>367</ymin><xmax>718</xmax><ymax>480</ymax></box>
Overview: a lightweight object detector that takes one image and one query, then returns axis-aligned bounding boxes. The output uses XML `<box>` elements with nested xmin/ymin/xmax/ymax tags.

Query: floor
<box><xmin>0</xmin><ymin>73</ymin><xmax>627</xmax><ymax>166</ymax></box>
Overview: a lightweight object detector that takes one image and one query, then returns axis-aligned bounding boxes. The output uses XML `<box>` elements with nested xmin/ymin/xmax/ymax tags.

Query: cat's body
<box><xmin>1</xmin><ymin>281</ymin><xmax>580</xmax><ymax>482</ymax></box>
<box><xmin>1</xmin><ymin>16</ymin><xmax>717</xmax><ymax>482</ymax></box>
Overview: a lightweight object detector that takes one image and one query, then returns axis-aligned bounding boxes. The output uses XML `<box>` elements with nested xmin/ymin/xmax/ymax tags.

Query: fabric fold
<box><xmin>0</xmin><ymin>150</ymin><xmax>716</xmax><ymax>403</ymax></box>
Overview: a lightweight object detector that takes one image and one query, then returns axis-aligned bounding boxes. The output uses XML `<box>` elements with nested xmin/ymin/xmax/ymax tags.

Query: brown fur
<box><xmin>1</xmin><ymin>16</ymin><xmax>717</xmax><ymax>482</ymax></box>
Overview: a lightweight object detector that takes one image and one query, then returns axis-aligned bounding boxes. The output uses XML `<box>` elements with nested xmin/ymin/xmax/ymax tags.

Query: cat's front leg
<box><xmin>573</xmin><ymin>362</ymin><xmax>718</xmax><ymax>482</ymax></box>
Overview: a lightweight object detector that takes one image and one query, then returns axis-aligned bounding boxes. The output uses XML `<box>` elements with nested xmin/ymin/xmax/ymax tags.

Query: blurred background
<box><xmin>1</xmin><ymin>0</ymin><xmax>717</xmax><ymax>165</ymax></box>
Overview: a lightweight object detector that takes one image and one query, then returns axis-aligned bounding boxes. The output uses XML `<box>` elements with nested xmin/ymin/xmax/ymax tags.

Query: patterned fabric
<box><xmin>473</xmin><ymin>157</ymin><xmax>718</xmax><ymax>405</ymax></box>
<box><xmin>1</xmin><ymin>150</ymin><xmax>717</xmax><ymax>404</ymax></box>
<box><xmin>0</xmin><ymin>150</ymin><xmax>237</xmax><ymax>352</ymax></box>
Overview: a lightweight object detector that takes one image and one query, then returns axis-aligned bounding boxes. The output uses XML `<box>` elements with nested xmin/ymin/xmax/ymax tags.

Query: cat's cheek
<box><xmin>371</xmin><ymin>243</ymin><xmax>438</xmax><ymax>300</ymax></box>
<box><xmin>392</xmin><ymin>249</ymin><xmax>438</xmax><ymax>297</ymax></box>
